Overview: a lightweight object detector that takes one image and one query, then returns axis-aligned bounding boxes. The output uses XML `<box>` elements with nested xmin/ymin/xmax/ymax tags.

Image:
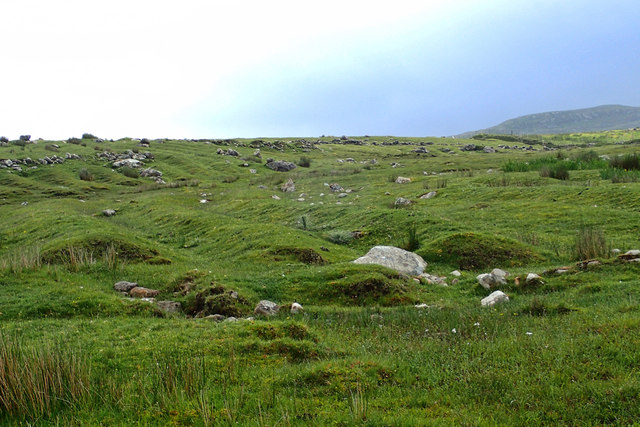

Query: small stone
<box><xmin>450</xmin><ymin>270</ymin><xmax>461</xmax><ymax>277</ymax></box>
<box><xmin>291</xmin><ymin>302</ymin><xmax>303</xmax><ymax>314</ymax></box>
<box><xmin>395</xmin><ymin>176</ymin><xmax>411</xmax><ymax>184</ymax></box>
<box><xmin>271</xmin><ymin>195</ymin><xmax>281</xmax><ymax>200</ymax></box>
<box><xmin>102</xmin><ymin>209</ymin><xmax>116</xmax><ymax>217</ymax></box>
<box><xmin>205</xmin><ymin>314</ymin><xmax>226</xmax><ymax>322</ymax></box>
<box><xmin>420</xmin><ymin>191</ymin><xmax>437</xmax><ymax>199</ymax></box>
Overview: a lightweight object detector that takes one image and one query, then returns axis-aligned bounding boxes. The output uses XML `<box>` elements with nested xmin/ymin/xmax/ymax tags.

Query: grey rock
<box><xmin>420</xmin><ymin>191</ymin><xmax>437</xmax><ymax>199</ymax></box>
<box><xmin>102</xmin><ymin>209</ymin><xmax>116</xmax><ymax>217</ymax></box>
<box><xmin>395</xmin><ymin>176</ymin><xmax>411</xmax><ymax>184</ymax></box>
<box><xmin>205</xmin><ymin>314</ymin><xmax>226</xmax><ymax>322</ymax></box>
<box><xmin>291</xmin><ymin>302</ymin><xmax>303</xmax><ymax>314</ymax></box>
<box><xmin>140</xmin><ymin>168</ymin><xmax>162</xmax><ymax>177</ymax></box>
<box><xmin>354</xmin><ymin>245</ymin><xmax>427</xmax><ymax>276</ymax></box>
<box><xmin>281</xmin><ymin>178</ymin><xmax>295</xmax><ymax>192</ymax></box>
<box><xmin>329</xmin><ymin>183</ymin><xmax>344</xmax><ymax>192</ymax></box>
<box><xmin>394</xmin><ymin>197</ymin><xmax>412</xmax><ymax>207</ymax></box>
<box><xmin>156</xmin><ymin>301</ymin><xmax>181</xmax><ymax>313</ymax></box>
<box><xmin>476</xmin><ymin>269</ymin><xmax>509</xmax><ymax>290</ymax></box>
<box><xmin>112</xmin><ymin>158</ymin><xmax>142</xmax><ymax>168</ymax></box>
<box><xmin>266</xmin><ymin>160</ymin><xmax>297</xmax><ymax>172</ymax></box>
<box><xmin>114</xmin><ymin>281</ymin><xmax>138</xmax><ymax>292</ymax></box>
<box><xmin>481</xmin><ymin>291</ymin><xmax>509</xmax><ymax>307</ymax></box>
<box><xmin>255</xmin><ymin>300</ymin><xmax>279</xmax><ymax>316</ymax></box>
<box><xmin>129</xmin><ymin>287</ymin><xmax>160</xmax><ymax>298</ymax></box>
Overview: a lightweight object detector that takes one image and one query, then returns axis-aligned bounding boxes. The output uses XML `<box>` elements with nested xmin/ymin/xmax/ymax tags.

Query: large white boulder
<box><xmin>481</xmin><ymin>291</ymin><xmax>509</xmax><ymax>307</ymax></box>
<box><xmin>353</xmin><ymin>246</ymin><xmax>427</xmax><ymax>276</ymax></box>
<box><xmin>477</xmin><ymin>268</ymin><xmax>509</xmax><ymax>290</ymax></box>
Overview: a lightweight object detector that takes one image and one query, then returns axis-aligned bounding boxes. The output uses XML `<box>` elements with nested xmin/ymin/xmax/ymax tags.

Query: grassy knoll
<box><xmin>1</xmin><ymin>132</ymin><xmax>639</xmax><ymax>425</ymax></box>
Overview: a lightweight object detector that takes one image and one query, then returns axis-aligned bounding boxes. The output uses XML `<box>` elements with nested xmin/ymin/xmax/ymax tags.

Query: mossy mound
<box><xmin>270</xmin><ymin>247</ymin><xmax>327</xmax><ymax>265</ymax></box>
<box><xmin>187</xmin><ymin>285</ymin><xmax>252</xmax><ymax>317</ymax></box>
<box><xmin>41</xmin><ymin>235</ymin><xmax>161</xmax><ymax>264</ymax></box>
<box><xmin>300</xmin><ymin>264</ymin><xmax>415</xmax><ymax>306</ymax></box>
<box><xmin>419</xmin><ymin>232</ymin><xmax>540</xmax><ymax>270</ymax></box>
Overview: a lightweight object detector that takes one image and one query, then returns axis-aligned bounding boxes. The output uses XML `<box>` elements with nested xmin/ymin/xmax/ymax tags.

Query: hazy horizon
<box><xmin>2</xmin><ymin>0</ymin><xmax>640</xmax><ymax>140</ymax></box>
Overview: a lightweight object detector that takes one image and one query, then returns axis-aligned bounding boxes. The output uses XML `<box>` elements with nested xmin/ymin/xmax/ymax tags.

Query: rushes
<box><xmin>574</xmin><ymin>226</ymin><xmax>608</xmax><ymax>260</ymax></box>
<box><xmin>0</xmin><ymin>246</ymin><xmax>42</xmax><ymax>273</ymax></box>
<box><xmin>0</xmin><ymin>334</ymin><xmax>90</xmax><ymax>418</ymax></box>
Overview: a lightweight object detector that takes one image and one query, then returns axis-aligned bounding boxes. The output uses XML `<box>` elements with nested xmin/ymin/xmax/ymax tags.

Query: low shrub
<box><xmin>122</xmin><ymin>167</ymin><xmax>139</xmax><ymax>178</ymax></box>
<box><xmin>78</xmin><ymin>168</ymin><xmax>94</xmax><ymax>181</ymax></box>
<box><xmin>539</xmin><ymin>164</ymin><xmax>569</xmax><ymax>180</ymax></box>
<box><xmin>298</xmin><ymin>156</ymin><xmax>312</xmax><ymax>167</ymax></box>
<box><xmin>326</xmin><ymin>230</ymin><xmax>354</xmax><ymax>245</ymax></box>
<box><xmin>609</xmin><ymin>153</ymin><xmax>640</xmax><ymax>170</ymax></box>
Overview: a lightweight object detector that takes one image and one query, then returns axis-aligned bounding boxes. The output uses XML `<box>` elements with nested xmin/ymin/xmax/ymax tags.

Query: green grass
<box><xmin>1</xmin><ymin>133</ymin><xmax>640</xmax><ymax>424</ymax></box>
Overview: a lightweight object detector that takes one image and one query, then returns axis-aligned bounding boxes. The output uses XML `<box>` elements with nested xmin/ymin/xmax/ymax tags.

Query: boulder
<box><xmin>156</xmin><ymin>301</ymin><xmax>181</xmax><ymax>313</ymax></box>
<box><xmin>481</xmin><ymin>291</ymin><xmax>509</xmax><ymax>307</ymax></box>
<box><xmin>266</xmin><ymin>160</ymin><xmax>296</xmax><ymax>172</ymax></box>
<box><xmin>450</xmin><ymin>270</ymin><xmax>461</xmax><ymax>277</ymax></box>
<box><xmin>114</xmin><ymin>281</ymin><xmax>138</xmax><ymax>292</ymax></box>
<box><xmin>205</xmin><ymin>314</ymin><xmax>226</xmax><ymax>322</ymax></box>
<box><xmin>353</xmin><ymin>246</ymin><xmax>427</xmax><ymax>276</ymax></box>
<box><xmin>129</xmin><ymin>287</ymin><xmax>160</xmax><ymax>298</ymax></box>
<box><xmin>619</xmin><ymin>249</ymin><xmax>640</xmax><ymax>260</ymax></box>
<box><xmin>102</xmin><ymin>209</ymin><xmax>116</xmax><ymax>217</ymax></box>
<box><xmin>329</xmin><ymin>183</ymin><xmax>344</xmax><ymax>192</ymax></box>
<box><xmin>419</xmin><ymin>273</ymin><xmax>447</xmax><ymax>286</ymax></box>
<box><xmin>395</xmin><ymin>176</ymin><xmax>411</xmax><ymax>184</ymax></box>
<box><xmin>254</xmin><ymin>300</ymin><xmax>279</xmax><ymax>316</ymax></box>
<box><xmin>281</xmin><ymin>178</ymin><xmax>296</xmax><ymax>192</ymax></box>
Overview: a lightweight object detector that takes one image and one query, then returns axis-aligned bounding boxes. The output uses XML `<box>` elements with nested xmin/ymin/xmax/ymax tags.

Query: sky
<box><xmin>2</xmin><ymin>0</ymin><xmax>640</xmax><ymax>139</ymax></box>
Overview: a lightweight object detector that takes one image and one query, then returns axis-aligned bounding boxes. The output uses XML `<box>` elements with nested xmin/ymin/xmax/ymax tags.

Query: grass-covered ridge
<box><xmin>1</xmin><ymin>131</ymin><xmax>640</xmax><ymax>424</ymax></box>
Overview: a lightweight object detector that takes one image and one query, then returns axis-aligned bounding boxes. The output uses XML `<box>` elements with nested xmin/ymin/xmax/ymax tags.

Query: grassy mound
<box><xmin>40</xmin><ymin>234</ymin><xmax>162</xmax><ymax>265</ymax></box>
<box><xmin>297</xmin><ymin>264</ymin><xmax>416</xmax><ymax>306</ymax></box>
<box><xmin>270</xmin><ymin>247</ymin><xmax>327</xmax><ymax>265</ymax></box>
<box><xmin>186</xmin><ymin>284</ymin><xmax>252</xmax><ymax>317</ymax></box>
<box><xmin>419</xmin><ymin>232</ymin><xmax>540</xmax><ymax>270</ymax></box>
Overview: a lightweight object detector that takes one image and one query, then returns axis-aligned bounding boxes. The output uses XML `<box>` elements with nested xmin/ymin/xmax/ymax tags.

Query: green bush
<box><xmin>539</xmin><ymin>164</ymin><xmax>569</xmax><ymax>180</ymax></box>
<box><xmin>78</xmin><ymin>168</ymin><xmax>94</xmax><ymax>182</ymax></box>
<box><xmin>298</xmin><ymin>156</ymin><xmax>312</xmax><ymax>167</ymax></box>
<box><xmin>122</xmin><ymin>167</ymin><xmax>139</xmax><ymax>179</ymax></box>
<box><xmin>326</xmin><ymin>230</ymin><xmax>354</xmax><ymax>245</ymax></box>
<box><xmin>609</xmin><ymin>153</ymin><xmax>640</xmax><ymax>170</ymax></box>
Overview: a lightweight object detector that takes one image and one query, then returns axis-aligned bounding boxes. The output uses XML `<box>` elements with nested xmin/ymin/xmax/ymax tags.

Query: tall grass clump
<box><xmin>574</xmin><ymin>226</ymin><xmax>608</xmax><ymax>260</ymax></box>
<box><xmin>403</xmin><ymin>224</ymin><xmax>420</xmax><ymax>251</ymax></box>
<box><xmin>0</xmin><ymin>334</ymin><xmax>90</xmax><ymax>418</ymax></box>
<box><xmin>600</xmin><ymin>168</ymin><xmax>640</xmax><ymax>183</ymax></box>
<box><xmin>326</xmin><ymin>230</ymin><xmax>354</xmax><ymax>245</ymax></box>
<box><xmin>0</xmin><ymin>246</ymin><xmax>42</xmax><ymax>273</ymax></box>
<box><xmin>298</xmin><ymin>156</ymin><xmax>311</xmax><ymax>167</ymax></box>
<box><xmin>540</xmin><ymin>164</ymin><xmax>569</xmax><ymax>180</ymax></box>
<box><xmin>609</xmin><ymin>153</ymin><xmax>640</xmax><ymax>170</ymax></box>
<box><xmin>78</xmin><ymin>168</ymin><xmax>94</xmax><ymax>181</ymax></box>
<box><xmin>122</xmin><ymin>167</ymin><xmax>140</xmax><ymax>179</ymax></box>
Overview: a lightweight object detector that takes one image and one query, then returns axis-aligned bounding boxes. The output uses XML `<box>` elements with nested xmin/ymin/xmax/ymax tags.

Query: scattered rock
<box><xmin>254</xmin><ymin>300</ymin><xmax>279</xmax><ymax>316</ymax></box>
<box><xmin>266</xmin><ymin>160</ymin><xmax>297</xmax><ymax>172</ymax></box>
<box><xmin>419</xmin><ymin>273</ymin><xmax>447</xmax><ymax>286</ymax></box>
<box><xmin>353</xmin><ymin>245</ymin><xmax>427</xmax><ymax>276</ymax></box>
<box><xmin>156</xmin><ymin>301</ymin><xmax>181</xmax><ymax>313</ymax></box>
<box><xmin>415</xmin><ymin>303</ymin><xmax>429</xmax><ymax>308</ymax></box>
<box><xmin>394</xmin><ymin>197</ymin><xmax>412</xmax><ymax>207</ymax></box>
<box><xmin>271</xmin><ymin>195</ymin><xmax>281</xmax><ymax>200</ymax></box>
<box><xmin>114</xmin><ymin>281</ymin><xmax>138</xmax><ymax>292</ymax></box>
<box><xmin>395</xmin><ymin>176</ymin><xmax>411</xmax><ymax>184</ymax></box>
<box><xmin>619</xmin><ymin>250</ymin><xmax>640</xmax><ymax>261</ymax></box>
<box><xmin>476</xmin><ymin>268</ymin><xmax>509</xmax><ymax>290</ymax></box>
<box><xmin>450</xmin><ymin>270</ymin><xmax>461</xmax><ymax>277</ymax></box>
<box><xmin>112</xmin><ymin>158</ymin><xmax>142</xmax><ymax>168</ymax></box>
<box><xmin>102</xmin><ymin>209</ymin><xmax>116</xmax><ymax>217</ymax></box>
<box><xmin>224</xmin><ymin>317</ymin><xmax>238</xmax><ymax>322</ymax></box>
<box><xmin>481</xmin><ymin>291</ymin><xmax>509</xmax><ymax>307</ymax></box>
<box><xmin>129</xmin><ymin>287</ymin><xmax>160</xmax><ymax>298</ymax></box>
<box><xmin>281</xmin><ymin>178</ymin><xmax>296</xmax><ymax>192</ymax></box>
<box><xmin>291</xmin><ymin>302</ymin><xmax>303</xmax><ymax>314</ymax></box>
<box><xmin>205</xmin><ymin>314</ymin><xmax>226</xmax><ymax>322</ymax></box>
<box><xmin>419</xmin><ymin>191</ymin><xmax>437</xmax><ymax>199</ymax></box>
<box><xmin>329</xmin><ymin>183</ymin><xmax>344</xmax><ymax>192</ymax></box>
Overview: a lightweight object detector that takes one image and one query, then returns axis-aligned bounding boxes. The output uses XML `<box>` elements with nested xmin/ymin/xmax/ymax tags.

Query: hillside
<box><xmin>1</xmin><ymin>131</ymin><xmax>640</xmax><ymax>424</ymax></box>
<box><xmin>458</xmin><ymin>104</ymin><xmax>640</xmax><ymax>137</ymax></box>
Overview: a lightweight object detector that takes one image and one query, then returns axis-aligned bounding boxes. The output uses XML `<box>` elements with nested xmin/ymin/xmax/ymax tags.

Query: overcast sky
<box><xmin>2</xmin><ymin>0</ymin><xmax>639</xmax><ymax>139</ymax></box>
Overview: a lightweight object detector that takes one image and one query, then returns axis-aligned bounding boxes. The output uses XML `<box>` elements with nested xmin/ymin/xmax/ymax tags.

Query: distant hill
<box><xmin>458</xmin><ymin>105</ymin><xmax>640</xmax><ymax>138</ymax></box>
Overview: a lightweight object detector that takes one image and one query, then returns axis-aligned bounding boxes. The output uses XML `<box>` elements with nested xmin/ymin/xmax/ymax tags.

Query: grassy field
<box><xmin>1</xmin><ymin>131</ymin><xmax>639</xmax><ymax>425</ymax></box>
